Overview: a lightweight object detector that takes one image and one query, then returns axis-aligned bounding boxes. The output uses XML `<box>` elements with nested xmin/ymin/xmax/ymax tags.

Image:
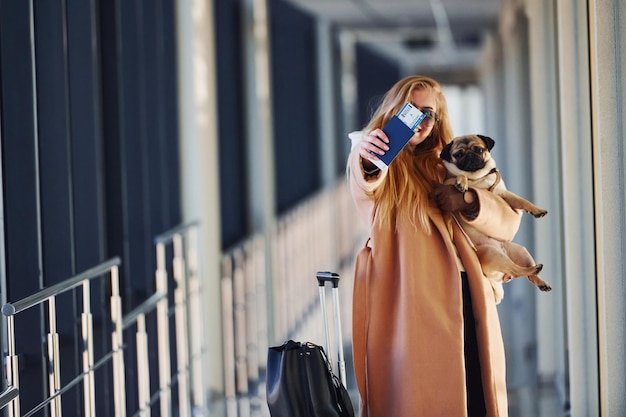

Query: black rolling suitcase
<box><xmin>266</xmin><ymin>271</ymin><xmax>355</xmax><ymax>417</ymax></box>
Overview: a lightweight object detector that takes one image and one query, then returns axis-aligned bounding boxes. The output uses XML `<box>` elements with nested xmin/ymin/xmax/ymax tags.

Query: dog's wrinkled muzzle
<box><xmin>457</xmin><ymin>153</ymin><xmax>485</xmax><ymax>172</ymax></box>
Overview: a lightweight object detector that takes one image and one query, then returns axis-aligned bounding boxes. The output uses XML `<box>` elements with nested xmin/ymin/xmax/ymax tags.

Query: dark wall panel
<box><xmin>270</xmin><ymin>0</ymin><xmax>320</xmax><ymax>214</ymax></box>
<box><xmin>117</xmin><ymin>0</ymin><xmax>151</xmax><ymax>307</ymax></box>
<box><xmin>0</xmin><ymin>0</ymin><xmax>42</xmax><ymax>308</ymax></box>
<box><xmin>34</xmin><ymin>0</ymin><xmax>75</xmax><ymax>305</ymax></box>
<box><xmin>355</xmin><ymin>44</ymin><xmax>401</xmax><ymax>128</ymax></box>
<box><xmin>100</xmin><ymin>0</ymin><xmax>181</xmax><ymax>303</ymax></box>
<box><xmin>99</xmin><ymin>0</ymin><xmax>126</xmax><ymax>304</ymax></box>
<box><xmin>1</xmin><ymin>0</ymin><xmax>181</xmax><ymax>413</ymax></box>
<box><xmin>100</xmin><ymin>1</ymin><xmax>182</xmax><ymax>411</ymax></box>
<box><xmin>160</xmin><ymin>0</ymin><xmax>181</xmax><ymax>228</ymax></box>
<box><xmin>67</xmin><ymin>0</ymin><xmax>106</xmax><ymax>273</ymax></box>
<box><xmin>0</xmin><ymin>0</ymin><xmax>46</xmax><ymax>411</ymax></box>
<box><xmin>215</xmin><ymin>0</ymin><xmax>323</xmax><ymax>245</ymax></box>
<box><xmin>143</xmin><ymin>0</ymin><xmax>169</xmax><ymax>241</ymax></box>
<box><xmin>66</xmin><ymin>0</ymin><xmax>111</xmax><ymax>414</ymax></box>
<box><xmin>33</xmin><ymin>0</ymin><xmax>81</xmax><ymax>412</ymax></box>
<box><xmin>215</xmin><ymin>0</ymin><xmax>248</xmax><ymax>249</ymax></box>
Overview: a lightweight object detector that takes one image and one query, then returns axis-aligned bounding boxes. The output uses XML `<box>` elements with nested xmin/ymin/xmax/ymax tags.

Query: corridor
<box><xmin>1</xmin><ymin>0</ymin><xmax>624</xmax><ymax>416</ymax></box>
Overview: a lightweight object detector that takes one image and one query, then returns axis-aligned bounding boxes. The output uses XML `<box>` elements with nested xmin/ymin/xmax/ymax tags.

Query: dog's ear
<box><xmin>440</xmin><ymin>142</ymin><xmax>453</xmax><ymax>161</ymax></box>
<box><xmin>477</xmin><ymin>134</ymin><xmax>495</xmax><ymax>151</ymax></box>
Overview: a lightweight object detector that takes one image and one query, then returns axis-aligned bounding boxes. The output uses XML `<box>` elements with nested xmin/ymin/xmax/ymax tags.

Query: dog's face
<box><xmin>440</xmin><ymin>134</ymin><xmax>496</xmax><ymax>173</ymax></box>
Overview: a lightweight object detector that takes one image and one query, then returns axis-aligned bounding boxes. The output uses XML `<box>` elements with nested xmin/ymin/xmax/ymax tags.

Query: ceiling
<box><xmin>281</xmin><ymin>0</ymin><xmax>504</xmax><ymax>83</ymax></box>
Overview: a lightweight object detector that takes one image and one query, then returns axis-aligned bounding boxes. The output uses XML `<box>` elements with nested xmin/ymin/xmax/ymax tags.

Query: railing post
<box><xmin>173</xmin><ymin>233</ymin><xmax>191</xmax><ymax>417</ymax></box>
<box><xmin>187</xmin><ymin>226</ymin><xmax>206</xmax><ymax>411</ymax></box>
<box><xmin>233</xmin><ymin>249</ymin><xmax>249</xmax><ymax>396</ymax></box>
<box><xmin>81</xmin><ymin>280</ymin><xmax>96</xmax><ymax>417</ymax></box>
<box><xmin>4</xmin><ymin>315</ymin><xmax>20</xmax><ymax>417</ymax></box>
<box><xmin>155</xmin><ymin>242</ymin><xmax>172</xmax><ymax>417</ymax></box>
<box><xmin>136</xmin><ymin>314</ymin><xmax>150</xmax><ymax>417</ymax></box>
<box><xmin>47</xmin><ymin>296</ymin><xmax>62</xmax><ymax>417</ymax></box>
<box><xmin>110</xmin><ymin>265</ymin><xmax>127</xmax><ymax>417</ymax></box>
<box><xmin>221</xmin><ymin>256</ymin><xmax>236</xmax><ymax>400</ymax></box>
<box><xmin>243</xmin><ymin>241</ymin><xmax>259</xmax><ymax>390</ymax></box>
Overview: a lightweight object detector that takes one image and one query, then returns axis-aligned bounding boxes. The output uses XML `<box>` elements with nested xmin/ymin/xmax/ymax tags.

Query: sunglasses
<box><xmin>417</xmin><ymin>107</ymin><xmax>438</xmax><ymax>126</ymax></box>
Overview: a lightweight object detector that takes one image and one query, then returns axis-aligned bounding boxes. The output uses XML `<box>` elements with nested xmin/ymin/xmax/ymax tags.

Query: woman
<box><xmin>347</xmin><ymin>75</ymin><xmax>521</xmax><ymax>417</ymax></box>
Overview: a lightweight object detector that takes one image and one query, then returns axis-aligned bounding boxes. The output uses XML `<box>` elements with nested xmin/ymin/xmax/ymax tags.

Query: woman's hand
<box><xmin>358</xmin><ymin>129</ymin><xmax>389</xmax><ymax>170</ymax></box>
<box><xmin>432</xmin><ymin>184</ymin><xmax>479</xmax><ymax>216</ymax></box>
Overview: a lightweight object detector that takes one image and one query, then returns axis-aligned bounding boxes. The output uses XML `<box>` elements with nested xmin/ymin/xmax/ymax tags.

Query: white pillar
<box><xmin>497</xmin><ymin>4</ymin><xmax>538</xmax><ymax>398</ymax></box>
<box><xmin>242</xmin><ymin>0</ymin><xmax>277</xmax><ymax>343</ymax></box>
<box><xmin>176</xmin><ymin>0</ymin><xmax>224</xmax><ymax>396</ymax></box>
<box><xmin>588</xmin><ymin>0</ymin><xmax>626</xmax><ymax>414</ymax></box>
<box><xmin>525</xmin><ymin>0</ymin><xmax>568</xmax><ymax>399</ymax></box>
<box><xmin>339</xmin><ymin>30</ymin><xmax>359</xmax><ymax>141</ymax></box>
<box><xmin>555</xmin><ymin>1</ymin><xmax>599</xmax><ymax>415</ymax></box>
<box><xmin>317</xmin><ymin>19</ymin><xmax>338</xmax><ymax>188</ymax></box>
<box><xmin>317</xmin><ymin>19</ymin><xmax>340</xmax><ymax>267</ymax></box>
<box><xmin>478</xmin><ymin>34</ymin><xmax>506</xmax><ymax>147</ymax></box>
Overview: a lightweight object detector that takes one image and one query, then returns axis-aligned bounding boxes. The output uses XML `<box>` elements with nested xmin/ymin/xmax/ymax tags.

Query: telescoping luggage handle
<box><xmin>316</xmin><ymin>271</ymin><xmax>347</xmax><ymax>388</ymax></box>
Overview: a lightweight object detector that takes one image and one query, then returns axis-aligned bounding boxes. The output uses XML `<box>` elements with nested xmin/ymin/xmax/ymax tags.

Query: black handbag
<box><xmin>266</xmin><ymin>339</ymin><xmax>355</xmax><ymax>417</ymax></box>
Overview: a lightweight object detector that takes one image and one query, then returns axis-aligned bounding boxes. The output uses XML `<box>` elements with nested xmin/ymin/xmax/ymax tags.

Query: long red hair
<box><xmin>362</xmin><ymin>75</ymin><xmax>454</xmax><ymax>234</ymax></box>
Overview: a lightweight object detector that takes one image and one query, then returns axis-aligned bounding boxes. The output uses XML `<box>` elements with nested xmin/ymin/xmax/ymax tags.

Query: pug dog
<box><xmin>440</xmin><ymin>134</ymin><xmax>551</xmax><ymax>303</ymax></box>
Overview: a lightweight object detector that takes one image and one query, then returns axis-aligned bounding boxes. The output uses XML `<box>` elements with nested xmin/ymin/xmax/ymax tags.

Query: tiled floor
<box><xmin>508</xmin><ymin>383</ymin><xmax>570</xmax><ymax>417</ymax></box>
<box><xmin>207</xmin><ymin>347</ymin><xmax>569</xmax><ymax>417</ymax></box>
<box><xmin>208</xmin><ymin>382</ymin><xmax>568</xmax><ymax>417</ymax></box>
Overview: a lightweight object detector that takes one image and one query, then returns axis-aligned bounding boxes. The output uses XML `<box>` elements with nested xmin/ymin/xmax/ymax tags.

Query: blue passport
<box><xmin>370</xmin><ymin>103</ymin><xmax>425</xmax><ymax>170</ymax></box>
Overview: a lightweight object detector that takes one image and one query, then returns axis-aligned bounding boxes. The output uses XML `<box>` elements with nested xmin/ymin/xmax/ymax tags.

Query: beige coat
<box><xmin>348</xmin><ymin>145</ymin><xmax>521</xmax><ymax>417</ymax></box>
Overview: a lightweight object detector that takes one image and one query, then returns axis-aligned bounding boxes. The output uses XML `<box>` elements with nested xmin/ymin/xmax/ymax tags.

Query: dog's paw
<box><xmin>538</xmin><ymin>283</ymin><xmax>552</xmax><ymax>292</ymax></box>
<box><xmin>529</xmin><ymin>208</ymin><xmax>548</xmax><ymax>218</ymax></box>
<box><xmin>533</xmin><ymin>264</ymin><xmax>544</xmax><ymax>274</ymax></box>
<box><xmin>455</xmin><ymin>176</ymin><xmax>469</xmax><ymax>193</ymax></box>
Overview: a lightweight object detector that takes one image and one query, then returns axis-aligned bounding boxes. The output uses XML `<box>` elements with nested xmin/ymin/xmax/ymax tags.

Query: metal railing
<box><xmin>1</xmin><ymin>180</ymin><xmax>363</xmax><ymax>417</ymax></box>
<box><xmin>150</xmin><ymin>220</ymin><xmax>207</xmax><ymax>416</ymax></box>
<box><xmin>2</xmin><ymin>257</ymin><xmax>124</xmax><ymax>417</ymax></box>
<box><xmin>0</xmin><ymin>386</ymin><xmax>19</xmax><ymax>412</ymax></box>
<box><xmin>220</xmin><ymin>181</ymin><xmax>365</xmax><ymax>413</ymax></box>
<box><xmin>1</xmin><ymin>221</ymin><xmax>206</xmax><ymax>417</ymax></box>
